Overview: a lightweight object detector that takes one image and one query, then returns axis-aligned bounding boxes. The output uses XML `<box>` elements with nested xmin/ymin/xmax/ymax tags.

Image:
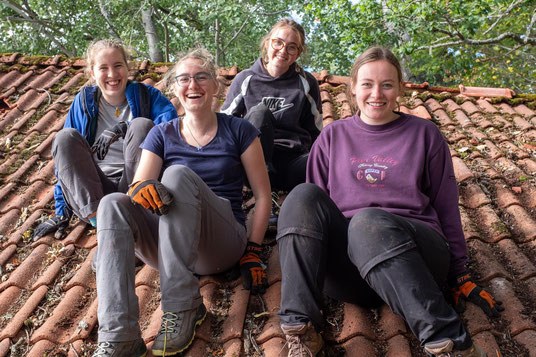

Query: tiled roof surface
<box><xmin>1</xmin><ymin>53</ymin><xmax>536</xmax><ymax>356</ymax></box>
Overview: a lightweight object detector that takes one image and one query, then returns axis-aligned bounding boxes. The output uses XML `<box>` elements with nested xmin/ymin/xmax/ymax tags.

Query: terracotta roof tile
<box><xmin>460</xmin><ymin>100</ymin><xmax>481</xmax><ymax>116</ymax></box>
<box><xmin>384</xmin><ymin>334</ymin><xmax>412</xmax><ymax>356</ymax></box>
<box><xmin>468</xmin><ymin>239</ymin><xmax>509</xmax><ymax>280</ymax></box>
<box><xmin>497</xmin><ymin>239</ymin><xmax>536</xmax><ymax>280</ymax></box>
<box><xmin>459</xmin><ymin>182</ymin><xmax>490</xmax><ymax>209</ymax></box>
<box><xmin>514</xmin><ymin>330</ymin><xmax>536</xmax><ymax>356</ymax></box>
<box><xmin>514</xmin><ymin>104</ymin><xmax>536</xmax><ymax>118</ymax></box>
<box><xmin>2</xmin><ymin>56</ymin><xmax>536</xmax><ymax>356</ymax></box>
<box><xmin>476</xmin><ymin>99</ymin><xmax>498</xmax><ymax>113</ymax></box>
<box><xmin>459</xmin><ymin>85</ymin><xmax>514</xmax><ymax>98</ymax></box>
<box><xmin>0</xmin><ymin>285</ymin><xmax>47</xmax><ymax>340</ymax></box>
<box><xmin>491</xmin><ymin>278</ymin><xmax>536</xmax><ymax>335</ymax></box>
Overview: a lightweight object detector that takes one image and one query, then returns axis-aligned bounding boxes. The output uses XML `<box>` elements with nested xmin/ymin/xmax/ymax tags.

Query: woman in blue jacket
<box><xmin>32</xmin><ymin>39</ymin><xmax>177</xmax><ymax>239</ymax></box>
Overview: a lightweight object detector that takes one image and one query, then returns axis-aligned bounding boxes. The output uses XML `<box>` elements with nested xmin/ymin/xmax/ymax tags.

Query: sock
<box><xmin>88</xmin><ymin>212</ymin><xmax>97</xmax><ymax>227</ymax></box>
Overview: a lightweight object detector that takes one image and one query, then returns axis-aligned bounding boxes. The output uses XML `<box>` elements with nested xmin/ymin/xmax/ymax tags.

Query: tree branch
<box><xmin>1</xmin><ymin>0</ymin><xmax>75</xmax><ymax>55</ymax></box>
<box><xmin>417</xmin><ymin>31</ymin><xmax>536</xmax><ymax>51</ymax></box>
<box><xmin>483</xmin><ymin>0</ymin><xmax>524</xmax><ymax>35</ymax></box>
<box><xmin>97</xmin><ymin>0</ymin><xmax>121</xmax><ymax>39</ymax></box>
<box><xmin>219</xmin><ymin>4</ymin><xmax>262</xmax><ymax>55</ymax></box>
<box><xmin>524</xmin><ymin>6</ymin><xmax>536</xmax><ymax>42</ymax></box>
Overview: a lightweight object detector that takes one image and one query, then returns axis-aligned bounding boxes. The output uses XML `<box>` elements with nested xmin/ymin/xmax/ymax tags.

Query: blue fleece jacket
<box><xmin>54</xmin><ymin>81</ymin><xmax>177</xmax><ymax>217</ymax></box>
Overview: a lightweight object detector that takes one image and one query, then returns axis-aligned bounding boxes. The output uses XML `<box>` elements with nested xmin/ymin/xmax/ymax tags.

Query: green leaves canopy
<box><xmin>301</xmin><ymin>0</ymin><xmax>536</xmax><ymax>93</ymax></box>
<box><xmin>1</xmin><ymin>0</ymin><xmax>535</xmax><ymax>92</ymax></box>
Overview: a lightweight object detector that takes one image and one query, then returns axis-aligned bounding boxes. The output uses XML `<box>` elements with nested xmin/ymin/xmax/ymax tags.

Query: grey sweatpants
<box><xmin>52</xmin><ymin>118</ymin><xmax>154</xmax><ymax>221</ymax></box>
<box><xmin>277</xmin><ymin>183</ymin><xmax>472</xmax><ymax>350</ymax></box>
<box><xmin>95</xmin><ymin>165</ymin><xmax>247</xmax><ymax>342</ymax></box>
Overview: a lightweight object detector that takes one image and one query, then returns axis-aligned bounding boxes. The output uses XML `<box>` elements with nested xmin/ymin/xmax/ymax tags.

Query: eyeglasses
<box><xmin>174</xmin><ymin>72</ymin><xmax>212</xmax><ymax>87</ymax></box>
<box><xmin>270</xmin><ymin>39</ymin><xmax>300</xmax><ymax>55</ymax></box>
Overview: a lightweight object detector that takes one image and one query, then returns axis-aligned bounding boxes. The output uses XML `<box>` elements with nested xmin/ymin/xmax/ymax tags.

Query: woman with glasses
<box><xmin>91</xmin><ymin>48</ymin><xmax>271</xmax><ymax>357</ymax></box>
<box><xmin>221</xmin><ymin>18</ymin><xmax>322</xmax><ymax>226</ymax></box>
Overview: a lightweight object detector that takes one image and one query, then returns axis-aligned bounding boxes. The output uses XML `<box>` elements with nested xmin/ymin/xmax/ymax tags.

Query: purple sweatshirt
<box><xmin>307</xmin><ymin>113</ymin><xmax>467</xmax><ymax>278</ymax></box>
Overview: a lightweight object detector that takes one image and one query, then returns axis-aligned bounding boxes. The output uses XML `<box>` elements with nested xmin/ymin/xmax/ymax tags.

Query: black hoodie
<box><xmin>221</xmin><ymin>58</ymin><xmax>322</xmax><ymax>153</ymax></box>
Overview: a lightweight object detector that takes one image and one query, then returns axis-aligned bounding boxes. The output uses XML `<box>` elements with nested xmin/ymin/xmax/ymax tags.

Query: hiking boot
<box><xmin>281</xmin><ymin>321</ymin><xmax>323</xmax><ymax>357</ymax></box>
<box><xmin>151</xmin><ymin>303</ymin><xmax>207</xmax><ymax>356</ymax></box>
<box><xmin>424</xmin><ymin>339</ymin><xmax>487</xmax><ymax>357</ymax></box>
<box><xmin>92</xmin><ymin>338</ymin><xmax>147</xmax><ymax>357</ymax></box>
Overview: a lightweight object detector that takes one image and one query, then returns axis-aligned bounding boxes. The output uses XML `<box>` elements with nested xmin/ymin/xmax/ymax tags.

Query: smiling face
<box><xmin>352</xmin><ymin>60</ymin><xmax>402</xmax><ymax>125</ymax></box>
<box><xmin>173</xmin><ymin>58</ymin><xmax>217</xmax><ymax>115</ymax></box>
<box><xmin>90</xmin><ymin>47</ymin><xmax>129</xmax><ymax>106</ymax></box>
<box><xmin>264</xmin><ymin>26</ymin><xmax>302</xmax><ymax>76</ymax></box>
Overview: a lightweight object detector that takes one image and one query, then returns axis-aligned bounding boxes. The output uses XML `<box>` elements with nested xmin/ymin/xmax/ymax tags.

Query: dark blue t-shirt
<box><xmin>140</xmin><ymin>113</ymin><xmax>259</xmax><ymax>226</ymax></box>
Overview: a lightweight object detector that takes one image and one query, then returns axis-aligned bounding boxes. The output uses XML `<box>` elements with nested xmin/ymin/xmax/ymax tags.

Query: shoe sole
<box><xmin>151</xmin><ymin>306</ymin><xmax>207</xmax><ymax>356</ymax></box>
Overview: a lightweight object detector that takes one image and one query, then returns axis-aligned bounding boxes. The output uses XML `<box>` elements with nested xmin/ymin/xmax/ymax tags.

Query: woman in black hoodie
<box><xmin>221</xmin><ymin>18</ymin><xmax>322</xmax><ymax>225</ymax></box>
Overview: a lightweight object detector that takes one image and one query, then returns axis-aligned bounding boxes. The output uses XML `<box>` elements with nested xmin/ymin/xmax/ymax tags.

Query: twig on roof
<box><xmin>247</xmin><ymin>328</ymin><xmax>263</xmax><ymax>356</ymax></box>
<box><xmin>35</xmin><ymin>88</ymin><xmax>52</xmax><ymax>107</ymax></box>
<box><xmin>70</xmin><ymin>342</ymin><xmax>80</xmax><ymax>357</ymax></box>
<box><xmin>257</xmin><ymin>294</ymin><xmax>266</xmax><ymax>313</ymax></box>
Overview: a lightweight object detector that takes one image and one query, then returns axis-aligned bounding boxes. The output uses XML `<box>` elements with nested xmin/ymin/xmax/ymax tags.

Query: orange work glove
<box><xmin>451</xmin><ymin>273</ymin><xmax>504</xmax><ymax>317</ymax></box>
<box><xmin>240</xmin><ymin>241</ymin><xmax>268</xmax><ymax>295</ymax></box>
<box><xmin>128</xmin><ymin>180</ymin><xmax>173</xmax><ymax>215</ymax></box>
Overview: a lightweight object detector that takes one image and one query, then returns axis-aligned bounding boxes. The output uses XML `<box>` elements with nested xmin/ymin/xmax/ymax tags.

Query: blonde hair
<box><xmin>260</xmin><ymin>18</ymin><xmax>306</xmax><ymax>65</ymax></box>
<box><xmin>84</xmin><ymin>39</ymin><xmax>130</xmax><ymax>78</ymax></box>
<box><xmin>164</xmin><ymin>47</ymin><xmax>219</xmax><ymax>95</ymax></box>
<box><xmin>348</xmin><ymin>46</ymin><xmax>403</xmax><ymax>113</ymax></box>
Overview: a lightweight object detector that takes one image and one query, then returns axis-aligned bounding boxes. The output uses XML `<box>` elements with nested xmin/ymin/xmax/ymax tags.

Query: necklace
<box><xmin>114</xmin><ymin>107</ymin><xmax>120</xmax><ymax>117</ymax></box>
<box><xmin>185</xmin><ymin>121</ymin><xmax>203</xmax><ymax>151</ymax></box>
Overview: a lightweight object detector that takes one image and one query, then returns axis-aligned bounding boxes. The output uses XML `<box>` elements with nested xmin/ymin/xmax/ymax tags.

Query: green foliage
<box><xmin>0</xmin><ymin>0</ymin><xmax>296</xmax><ymax>68</ymax></box>
<box><xmin>301</xmin><ymin>0</ymin><xmax>536</xmax><ymax>93</ymax></box>
<box><xmin>2</xmin><ymin>0</ymin><xmax>535</xmax><ymax>93</ymax></box>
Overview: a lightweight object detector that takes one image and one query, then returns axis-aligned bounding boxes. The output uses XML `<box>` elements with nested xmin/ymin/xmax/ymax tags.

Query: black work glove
<box><xmin>32</xmin><ymin>215</ymin><xmax>69</xmax><ymax>240</ymax></box>
<box><xmin>91</xmin><ymin>121</ymin><xmax>128</xmax><ymax>160</ymax></box>
<box><xmin>128</xmin><ymin>179</ymin><xmax>174</xmax><ymax>215</ymax></box>
<box><xmin>240</xmin><ymin>241</ymin><xmax>268</xmax><ymax>295</ymax></box>
<box><xmin>451</xmin><ymin>273</ymin><xmax>504</xmax><ymax>317</ymax></box>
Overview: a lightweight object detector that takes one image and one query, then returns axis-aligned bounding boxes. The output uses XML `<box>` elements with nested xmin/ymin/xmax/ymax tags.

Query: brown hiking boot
<box><xmin>281</xmin><ymin>322</ymin><xmax>323</xmax><ymax>357</ymax></box>
<box><xmin>424</xmin><ymin>339</ymin><xmax>487</xmax><ymax>357</ymax></box>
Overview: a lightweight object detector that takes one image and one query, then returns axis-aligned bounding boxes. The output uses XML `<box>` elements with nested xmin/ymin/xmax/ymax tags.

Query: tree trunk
<box><xmin>141</xmin><ymin>6</ymin><xmax>164</xmax><ymax>62</ymax></box>
<box><xmin>215</xmin><ymin>18</ymin><xmax>221</xmax><ymax>66</ymax></box>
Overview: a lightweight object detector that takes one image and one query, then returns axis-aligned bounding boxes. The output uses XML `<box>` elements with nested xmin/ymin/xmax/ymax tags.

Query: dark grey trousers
<box><xmin>244</xmin><ymin>103</ymin><xmax>308</xmax><ymax>191</ymax></box>
<box><xmin>52</xmin><ymin>118</ymin><xmax>154</xmax><ymax>221</ymax></box>
<box><xmin>277</xmin><ymin>183</ymin><xmax>472</xmax><ymax>350</ymax></box>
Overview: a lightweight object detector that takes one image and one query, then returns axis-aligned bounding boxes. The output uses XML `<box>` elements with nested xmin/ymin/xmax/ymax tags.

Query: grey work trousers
<box><xmin>277</xmin><ymin>183</ymin><xmax>472</xmax><ymax>350</ymax></box>
<box><xmin>95</xmin><ymin>165</ymin><xmax>247</xmax><ymax>342</ymax></box>
<box><xmin>52</xmin><ymin>118</ymin><xmax>154</xmax><ymax>221</ymax></box>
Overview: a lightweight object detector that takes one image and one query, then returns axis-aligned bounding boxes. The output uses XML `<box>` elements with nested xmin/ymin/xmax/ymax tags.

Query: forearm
<box><xmin>247</xmin><ymin>193</ymin><xmax>271</xmax><ymax>245</ymax></box>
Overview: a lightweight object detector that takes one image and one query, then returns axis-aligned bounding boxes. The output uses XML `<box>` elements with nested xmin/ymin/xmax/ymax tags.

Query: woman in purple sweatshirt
<box><xmin>276</xmin><ymin>47</ymin><xmax>502</xmax><ymax>357</ymax></box>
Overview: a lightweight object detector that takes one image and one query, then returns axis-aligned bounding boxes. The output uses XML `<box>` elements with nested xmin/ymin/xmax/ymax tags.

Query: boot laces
<box><xmin>159</xmin><ymin>311</ymin><xmax>181</xmax><ymax>333</ymax></box>
<box><xmin>93</xmin><ymin>342</ymin><xmax>114</xmax><ymax>356</ymax></box>
<box><xmin>286</xmin><ymin>335</ymin><xmax>314</xmax><ymax>357</ymax></box>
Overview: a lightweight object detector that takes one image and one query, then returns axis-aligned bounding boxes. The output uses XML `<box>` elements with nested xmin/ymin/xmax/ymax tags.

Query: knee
<box><xmin>347</xmin><ymin>209</ymin><xmax>414</xmax><ymax>268</ymax></box>
<box><xmin>128</xmin><ymin>117</ymin><xmax>154</xmax><ymax>135</ymax></box>
<box><xmin>278</xmin><ymin>183</ymin><xmax>328</xmax><ymax>226</ymax></box>
<box><xmin>349</xmin><ymin>208</ymin><xmax>390</xmax><ymax>229</ymax></box>
<box><xmin>160</xmin><ymin>165</ymin><xmax>199</xmax><ymax>198</ymax></box>
<box><xmin>161</xmin><ymin>165</ymin><xmax>195</xmax><ymax>185</ymax></box>
<box><xmin>97</xmin><ymin>193</ymin><xmax>132</xmax><ymax>229</ymax></box>
<box><xmin>53</xmin><ymin>128</ymin><xmax>83</xmax><ymax>152</ymax></box>
<box><xmin>245</xmin><ymin>103</ymin><xmax>273</xmax><ymax>127</ymax></box>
